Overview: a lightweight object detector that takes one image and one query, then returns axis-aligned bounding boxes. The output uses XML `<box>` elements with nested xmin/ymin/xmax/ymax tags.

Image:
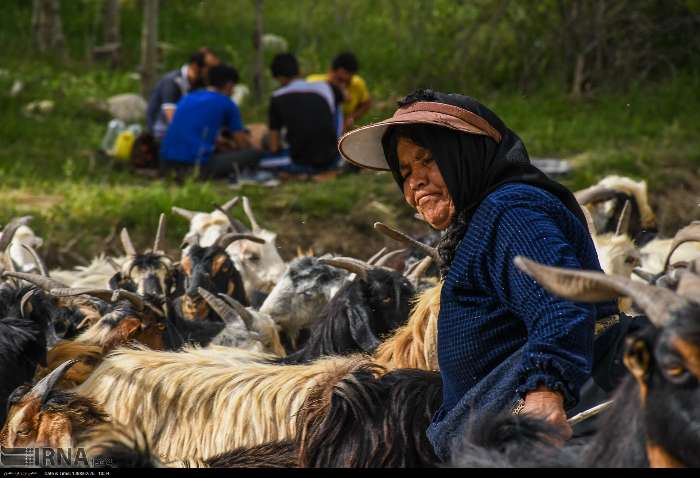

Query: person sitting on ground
<box><xmin>265</xmin><ymin>53</ymin><xmax>343</xmax><ymax>178</ymax></box>
<box><xmin>308</xmin><ymin>51</ymin><xmax>372</xmax><ymax>133</ymax></box>
<box><xmin>146</xmin><ymin>49</ymin><xmax>221</xmax><ymax>140</ymax></box>
<box><xmin>159</xmin><ymin>64</ymin><xmax>263</xmax><ymax>182</ymax></box>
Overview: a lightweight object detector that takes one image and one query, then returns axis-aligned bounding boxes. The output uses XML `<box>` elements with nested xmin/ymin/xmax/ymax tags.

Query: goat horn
<box><xmin>373</xmin><ymin>248</ymin><xmax>408</xmax><ymax>268</ymax></box>
<box><xmin>20</xmin><ymin>289</ymin><xmax>37</xmax><ymax>319</ymax></box>
<box><xmin>632</xmin><ymin>268</ymin><xmax>657</xmax><ymax>284</ymax></box>
<box><xmin>514</xmin><ymin>256</ymin><xmax>691</xmax><ymax>327</ymax></box>
<box><xmin>2</xmin><ymin>271</ymin><xmax>67</xmax><ymax>290</ymax></box>
<box><xmin>120</xmin><ymin>228</ymin><xmax>137</xmax><ymax>257</ymax></box>
<box><xmin>27</xmin><ymin>360</ymin><xmax>77</xmax><ymax>408</ymax></box>
<box><xmin>106</xmin><ymin>256</ymin><xmax>121</xmax><ymax>272</ymax></box>
<box><xmin>180</xmin><ymin>233</ymin><xmax>200</xmax><ymax>250</ymax></box>
<box><xmin>50</xmin><ymin>287</ymin><xmax>115</xmax><ymax>302</ymax></box>
<box><xmin>152</xmin><ymin>213</ymin><xmax>167</xmax><ymax>253</ymax></box>
<box><xmin>406</xmin><ymin>256</ymin><xmax>433</xmax><ymax>285</ymax></box>
<box><xmin>214</xmin><ymin>204</ymin><xmax>249</xmax><ymax>233</ymax></box>
<box><xmin>242</xmin><ymin>196</ymin><xmax>261</xmax><ymax>231</ymax></box>
<box><xmin>574</xmin><ymin>186</ymin><xmax>621</xmax><ymax>205</ymax></box>
<box><xmin>581</xmin><ymin>207</ymin><xmax>596</xmax><ymax>236</ymax></box>
<box><xmin>196</xmin><ymin>287</ymin><xmax>247</xmax><ymax>329</ymax></box>
<box><xmin>171</xmin><ymin>207</ymin><xmax>199</xmax><ymax>220</ymax></box>
<box><xmin>111</xmin><ymin>289</ymin><xmax>145</xmax><ymax>311</ymax></box>
<box><xmin>663</xmin><ymin>221</ymin><xmax>700</xmax><ymax>272</ymax></box>
<box><xmin>373</xmin><ymin>222</ymin><xmax>439</xmax><ymax>263</ymax></box>
<box><xmin>220</xmin><ymin>196</ymin><xmax>240</xmax><ymax>212</ymax></box>
<box><xmin>321</xmin><ymin>257</ymin><xmax>370</xmax><ymax>282</ymax></box>
<box><xmin>217</xmin><ymin>293</ymin><xmax>257</xmax><ymax>331</ymax></box>
<box><xmin>615</xmin><ymin>200</ymin><xmax>632</xmax><ymax>237</ymax></box>
<box><xmin>0</xmin><ymin>216</ymin><xmax>32</xmax><ymax>251</ymax></box>
<box><xmin>215</xmin><ymin>233</ymin><xmax>265</xmax><ymax>250</ymax></box>
<box><xmin>367</xmin><ymin>247</ymin><xmax>388</xmax><ymax>266</ymax></box>
<box><xmin>20</xmin><ymin>243</ymin><xmax>49</xmax><ymax>277</ymax></box>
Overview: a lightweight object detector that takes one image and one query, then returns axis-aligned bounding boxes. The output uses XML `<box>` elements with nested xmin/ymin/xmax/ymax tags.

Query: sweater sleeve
<box><xmin>482</xmin><ymin>200</ymin><xmax>595</xmax><ymax>407</ymax></box>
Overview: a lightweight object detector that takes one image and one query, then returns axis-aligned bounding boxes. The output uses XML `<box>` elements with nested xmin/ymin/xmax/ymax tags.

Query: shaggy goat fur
<box><xmin>76</xmin><ymin>346</ymin><xmax>371</xmax><ymax>461</ymax></box>
<box><xmin>205</xmin><ymin>440</ymin><xmax>298</xmax><ymax>468</ymax></box>
<box><xmin>0</xmin><ymin>284</ymin><xmax>49</xmax><ymax>426</ymax></box>
<box><xmin>279</xmin><ymin>267</ymin><xmax>415</xmax><ymax>364</ymax></box>
<box><xmin>296</xmin><ymin>364</ymin><xmax>442</xmax><ymax>467</ymax></box>
<box><xmin>73</xmin><ymin>283</ymin><xmax>442</xmax><ymax>461</ymax></box>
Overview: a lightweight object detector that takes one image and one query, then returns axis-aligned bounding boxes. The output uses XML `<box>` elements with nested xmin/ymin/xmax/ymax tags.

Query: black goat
<box><xmin>206</xmin><ymin>441</ymin><xmax>298</xmax><ymax>468</ymax></box>
<box><xmin>279</xmin><ymin>258</ymin><xmax>415</xmax><ymax>364</ymax></box>
<box><xmin>0</xmin><ymin>282</ymin><xmax>52</xmax><ymax>427</ymax></box>
<box><xmin>174</xmin><ymin>233</ymin><xmax>264</xmax><ymax>321</ymax></box>
<box><xmin>296</xmin><ymin>364</ymin><xmax>442</xmax><ymax>467</ymax></box>
<box><xmin>509</xmin><ymin>256</ymin><xmax>700</xmax><ymax>468</ymax></box>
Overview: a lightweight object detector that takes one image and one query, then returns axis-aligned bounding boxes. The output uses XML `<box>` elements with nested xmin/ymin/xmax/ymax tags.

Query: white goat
<box><xmin>50</xmin><ymin>254</ymin><xmax>126</xmax><ymax>289</ymax></box>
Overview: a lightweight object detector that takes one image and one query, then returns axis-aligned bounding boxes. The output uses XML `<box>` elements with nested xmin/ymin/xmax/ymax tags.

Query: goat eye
<box><xmin>664</xmin><ymin>364</ymin><xmax>692</xmax><ymax>383</ymax></box>
<box><xmin>382</xmin><ymin>297</ymin><xmax>392</xmax><ymax>304</ymax></box>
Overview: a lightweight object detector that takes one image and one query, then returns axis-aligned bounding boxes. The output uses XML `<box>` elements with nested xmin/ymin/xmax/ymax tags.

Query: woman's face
<box><xmin>397</xmin><ymin>137</ymin><xmax>455</xmax><ymax>230</ymax></box>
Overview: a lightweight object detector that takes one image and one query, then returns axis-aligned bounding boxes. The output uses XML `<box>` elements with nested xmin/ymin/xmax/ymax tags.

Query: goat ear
<box><xmin>623</xmin><ymin>336</ymin><xmax>651</xmax><ymax>387</ymax></box>
<box><xmin>103</xmin><ymin>318</ymin><xmax>142</xmax><ymax>351</ymax></box>
<box><xmin>348</xmin><ymin>304</ymin><xmax>381</xmax><ymax>352</ymax></box>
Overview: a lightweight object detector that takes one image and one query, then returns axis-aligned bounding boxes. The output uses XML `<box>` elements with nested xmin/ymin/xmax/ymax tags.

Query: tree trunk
<box><xmin>140</xmin><ymin>0</ymin><xmax>159</xmax><ymax>99</ymax></box>
<box><xmin>32</xmin><ymin>0</ymin><xmax>67</xmax><ymax>58</ymax></box>
<box><xmin>253</xmin><ymin>0</ymin><xmax>265</xmax><ymax>103</ymax></box>
<box><xmin>102</xmin><ymin>0</ymin><xmax>121</xmax><ymax>67</ymax></box>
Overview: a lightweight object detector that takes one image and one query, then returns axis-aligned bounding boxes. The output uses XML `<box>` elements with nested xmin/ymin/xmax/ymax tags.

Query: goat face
<box><xmin>260</xmin><ymin>257</ymin><xmax>348</xmax><ymax>336</ymax></box>
<box><xmin>360</xmin><ymin>268</ymin><xmax>415</xmax><ymax>339</ymax></box>
<box><xmin>178</xmin><ymin>244</ymin><xmax>247</xmax><ymax>320</ymax></box>
<box><xmin>1</xmin><ymin>362</ymin><xmax>107</xmax><ymax>448</ymax></box>
<box><xmin>623</xmin><ymin>306</ymin><xmax>700</xmax><ymax>468</ymax></box>
<box><xmin>111</xmin><ymin>253</ymin><xmax>174</xmax><ymax>297</ymax></box>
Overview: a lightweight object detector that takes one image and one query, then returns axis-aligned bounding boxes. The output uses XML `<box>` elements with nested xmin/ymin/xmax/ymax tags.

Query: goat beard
<box><xmin>645</xmin><ymin>387</ymin><xmax>700</xmax><ymax>467</ymax></box>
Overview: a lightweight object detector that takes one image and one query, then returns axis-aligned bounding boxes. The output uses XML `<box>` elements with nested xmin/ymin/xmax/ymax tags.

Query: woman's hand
<box><xmin>520</xmin><ymin>385</ymin><xmax>572</xmax><ymax>443</ymax></box>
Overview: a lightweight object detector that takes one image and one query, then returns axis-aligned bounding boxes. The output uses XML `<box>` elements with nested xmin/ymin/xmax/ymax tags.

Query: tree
<box><xmin>140</xmin><ymin>0</ymin><xmax>159</xmax><ymax>98</ymax></box>
<box><xmin>102</xmin><ymin>0</ymin><xmax>121</xmax><ymax>67</ymax></box>
<box><xmin>31</xmin><ymin>0</ymin><xmax>67</xmax><ymax>59</ymax></box>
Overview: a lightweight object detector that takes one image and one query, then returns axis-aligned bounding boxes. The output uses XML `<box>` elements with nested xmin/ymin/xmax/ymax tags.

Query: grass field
<box><xmin>1</xmin><ymin>58</ymin><xmax>699</xmax><ymax>266</ymax></box>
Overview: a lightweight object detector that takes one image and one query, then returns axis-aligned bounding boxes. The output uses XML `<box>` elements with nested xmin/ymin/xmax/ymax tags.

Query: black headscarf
<box><xmin>382</xmin><ymin>90</ymin><xmax>588</xmax><ymax>277</ymax></box>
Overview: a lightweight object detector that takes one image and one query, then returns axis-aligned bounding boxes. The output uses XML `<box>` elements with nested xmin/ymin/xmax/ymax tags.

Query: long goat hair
<box><xmin>205</xmin><ymin>440</ymin><xmax>298</xmax><ymax>468</ymax></box>
<box><xmin>296</xmin><ymin>364</ymin><xmax>442</xmax><ymax>467</ymax></box>
<box><xmin>74</xmin><ymin>283</ymin><xmax>442</xmax><ymax>461</ymax></box>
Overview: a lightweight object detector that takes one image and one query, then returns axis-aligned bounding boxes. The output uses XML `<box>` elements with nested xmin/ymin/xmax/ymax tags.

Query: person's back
<box><xmin>269</xmin><ymin>78</ymin><xmax>339</xmax><ymax>167</ymax></box>
<box><xmin>160</xmin><ymin>89</ymin><xmax>241</xmax><ymax>164</ymax></box>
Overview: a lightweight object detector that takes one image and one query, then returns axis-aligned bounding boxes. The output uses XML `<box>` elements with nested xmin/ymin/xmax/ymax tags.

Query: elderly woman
<box><xmin>338</xmin><ymin>90</ymin><xmax>623</xmax><ymax>461</ymax></box>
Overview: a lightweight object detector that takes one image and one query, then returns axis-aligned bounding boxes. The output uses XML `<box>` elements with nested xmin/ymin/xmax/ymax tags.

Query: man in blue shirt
<box><xmin>159</xmin><ymin>64</ymin><xmax>261</xmax><ymax>180</ymax></box>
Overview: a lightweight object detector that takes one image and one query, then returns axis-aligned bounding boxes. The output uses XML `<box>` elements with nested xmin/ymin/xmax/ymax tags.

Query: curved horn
<box><xmin>374</xmin><ymin>222</ymin><xmax>439</xmax><ymax>262</ymax></box>
<box><xmin>220</xmin><ymin>196</ymin><xmax>240</xmax><ymax>212</ymax></box>
<box><xmin>242</xmin><ymin>196</ymin><xmax>261</xmax><ymax>231</ymax></box>
<box><xmin>615</xmin><ymin>200</ymin><xmax>632</xmax><ymax>237</ymax></box>
<box><xmin>632</xmin><ymin>268</ymin><xmax>657</xmax><ymax>284</ymax></box>
<box><xmin>367</xmin><ymin>247</ymin><xmax>388</xmax><ymax>266</ymax></box>
<box><xmin>0</xmin><ymin>216</ymin><xmax>32</xmax><ymax>251</ymax></box>
<box><xmin>26</xmin><ymin>360</ymin><xmax>77</xmax><ymax>407</ymax></box>
<box><xmin>320</xmin><ymin>257</ymin><xmax>370</xmax><ymax>282</ymax></box>
<box><xmin>196</xmin><ymin>287</ymin><xmax>247</xmax><ymax>329</ymax></box>
<box><xmin>406</xmin><ymin>256</ymin><xmax>433</xmax><ymax>285</ymax></box>
<box><xmin>111</xmin><ymin>289</ymin><xmax>145</xmax><ymax>311</ymax></box>
<box><xmin>20</xmin><ymin>289</ymin><xmax>37</xmax><ymax>319</ymax></box>
<box><xmin>153</xmin><ymin>213</ymin><xmax>166</xmax><ymax>253</ymax></box>
<box><xmin>180</xmin><ymin>233</ymin><xmax>200</xmax><ymax>250</ymax></box>
<box><xmin>50</xmin><ymin>287</ymin><xmax>115</xmax><ymax>302</ymax></box>
<box><xmin>20</xmin><ymin>243</ymin><xmax>48</xmax><ymax>277</ymax></box>
<box><xmin>217</xmin><ymin>293</ymin><xmax>257</xmax><ymax>331</ymax></box>
<box><xmin>215</xmin><ymin>233</ymin><xmax>265</xmax><ymax>250</ymax></box>
<box><xmin>373</xmin><ymin>248</ymin><xmax>408</xmax><ymax>267</ymax></box>
<box><xmin>106</xmin><ymin>256</ymin><xmax>121</xmax><ymax>272</ymax></box>
<box><xmin>514</xmin><ymin>256</ymin><xmax>690</xmax><ymax>327</ymax></box>
<box><xmin>574</xmin><ymin>186</ymin><xmax>621</xmax><ymax>205</ymax></box>
<box><xmin>663</xmin><ymin>221</ymin><xmax>700</xmax><ymax>272</ymax></box>
<box><xmin>171</xmin><ymin>207</ymin><xmax>199</xmax><ymax>221</ymax></box>
<box><xmin>2</xmin><ymin>271</ymin><xmax>67</xmax><ymax>290</ymax></box>
<box><xmin>120</xmin><ymin>228</ymin><xmax>137</xmax><ymax>257</ymax></box>
<box><xmin>214</xmin><ymin>205</ymin><xmax>249</xmax><ymax>233</ymax></box>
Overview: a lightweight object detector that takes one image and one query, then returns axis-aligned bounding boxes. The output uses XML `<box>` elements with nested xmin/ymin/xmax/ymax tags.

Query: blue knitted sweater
<box><xmin>437</xmin><ymin>182</ymin><xmax>606</xmax><ymax>414</ymax></box>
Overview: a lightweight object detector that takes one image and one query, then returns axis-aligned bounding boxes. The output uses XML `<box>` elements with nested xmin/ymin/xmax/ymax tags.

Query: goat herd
<box><xmin>0</xmin><ymin>175</ymin><xmax>698</xmax><ymax>468</ymax></box>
